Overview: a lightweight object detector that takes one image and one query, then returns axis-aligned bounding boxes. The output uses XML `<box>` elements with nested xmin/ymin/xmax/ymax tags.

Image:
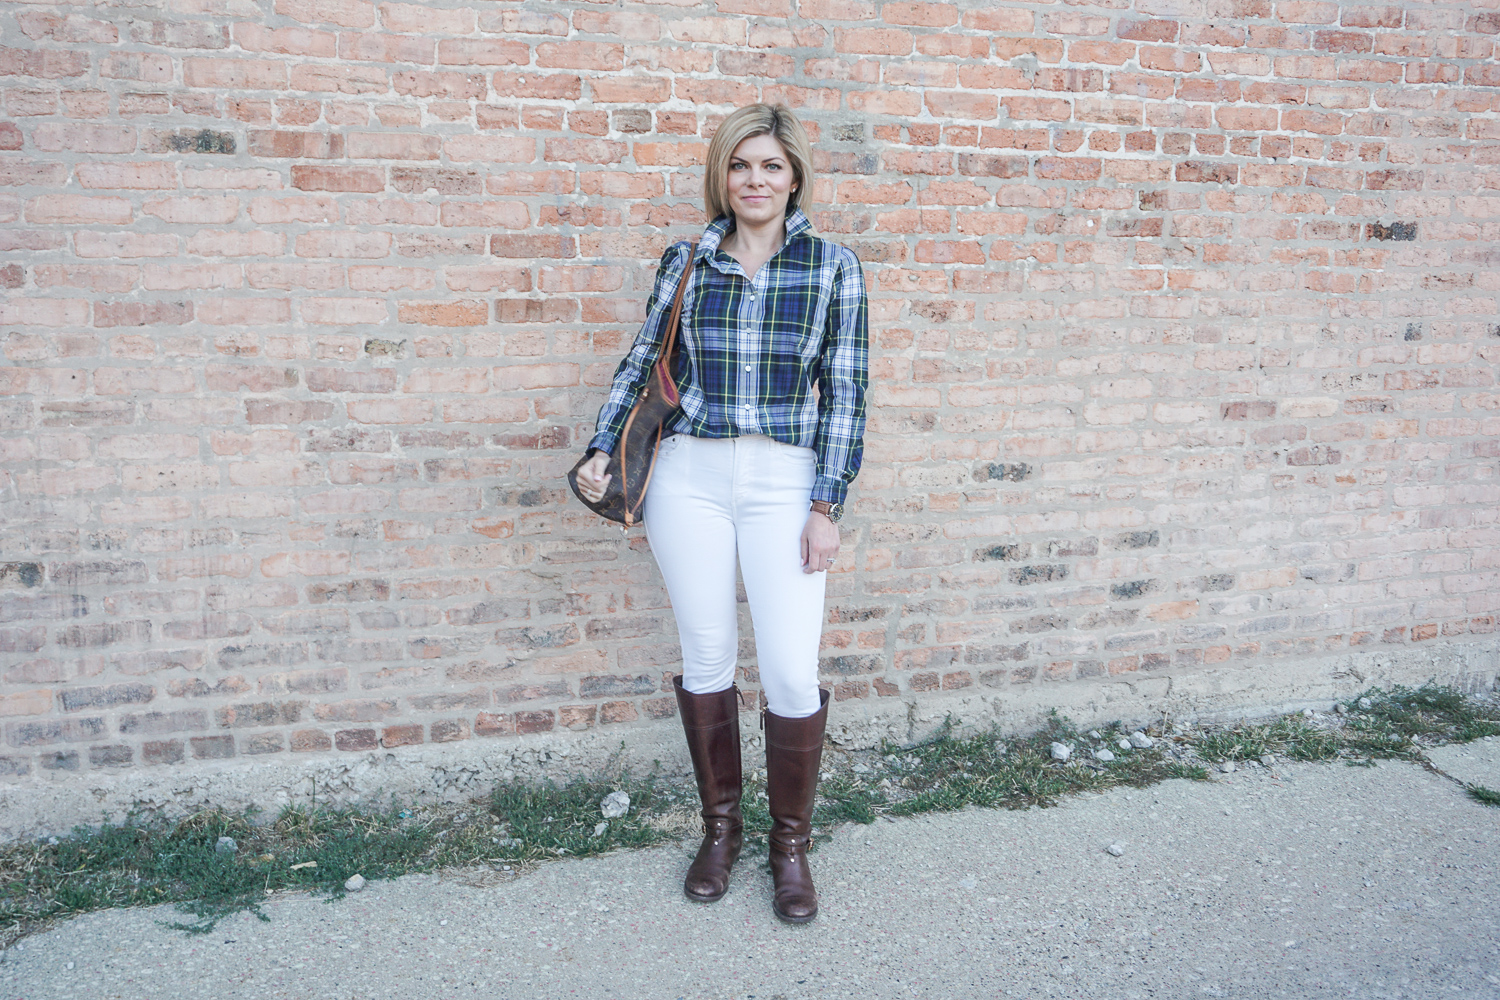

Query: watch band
<box><xmin>810</xmin><ymin>500</ymin><xmax>843</xmax><ymax>522</ymax></box>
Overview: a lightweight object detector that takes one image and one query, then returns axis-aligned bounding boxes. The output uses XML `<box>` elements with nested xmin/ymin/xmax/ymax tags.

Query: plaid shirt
<box><xmin>589</xmin><ymin>207</ymin><xmax>869</xmax><ymax>506</ymax></box>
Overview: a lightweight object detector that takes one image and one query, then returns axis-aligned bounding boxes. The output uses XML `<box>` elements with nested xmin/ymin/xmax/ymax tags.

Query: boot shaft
<box><xmin>763</xmin><ymin>687</ymin><xmax>829</xmax><ymax>851</ymax></box>
<box><xmin>673</xmin><ymin>676</ymin><xmax>744</xmax><ymax>821</ymax></box>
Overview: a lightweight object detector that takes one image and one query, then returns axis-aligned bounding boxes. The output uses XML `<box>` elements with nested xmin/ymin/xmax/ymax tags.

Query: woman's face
<box><xmin>725</xmin><ymin>132</ymin><xmax>798</xmax><ymax>227</ymax></box>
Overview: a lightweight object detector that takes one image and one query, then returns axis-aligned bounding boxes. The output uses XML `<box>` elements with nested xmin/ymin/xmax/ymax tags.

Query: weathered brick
<box><xmin>59</xmin><ymin>682</ymin><xmax>154</xmax><ymax>712</ymax></box>
<box><xmin>214</xmin><ymin>701</ymin><xmax>304</xmax><ymax>728</ymax></box>
<box><xmin>334</xmin><ymin>728</ymin><xmax>377</xmax><ymax>750</ymax></box>
<box><xmin>119</xmin><ymin>710</ymin><xmax>208</xmax><ymax>735</ymax></box>
<box><xmin>381</xmin><ymin>723</ymin><xmax>423</xmax><ymax>747</ymax></box>
<box><xmin>89</xmin><ymin>744</ymin><xmax>133</xmax><ymax>767</ymax></box>
<box><xmin>190</xmin><ymin>735</ymin><xmax>236</xmax><ymax>758</ymax></box>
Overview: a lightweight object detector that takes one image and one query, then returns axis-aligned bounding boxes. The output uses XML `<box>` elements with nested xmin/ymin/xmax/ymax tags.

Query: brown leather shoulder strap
<box><xmin>659</xmin><ymin>239</ymin><xmax>698</xmax><ymax>365</ymax></box>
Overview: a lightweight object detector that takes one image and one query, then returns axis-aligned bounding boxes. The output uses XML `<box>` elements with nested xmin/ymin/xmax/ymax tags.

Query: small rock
<box><xmin>1117</xmin><ymin>738</ymin><xmax>1132</xmax><ymax>752</ymax></box>
<box><xmin>344</xmin><ymin>874</ymin><xmax>366</xmax><ymax>893</ymax></box>
<box><xmin>592</xmin><ymin>821</ymin><xmax>608</xmax><ymax>838</ymax></box>
<box><xmin>852</xmin><ymin>763</ymin><xmax>871</xmax><ymax>774</ymax></box>
<box><xmin>1088</xmin><ymin>730</ymin><xmax>1102</xmax><ymax>740</ymax></box>
<box><xmin>1302</xmin><ymin>708</ymin><xmax>1315</xmax><ymax>718</ymax></box>
<box><xmin>1260</xmin><ymin>753</ymin><xmax>1275</xmax><ymax>767</ymax></box>
<box><xmin>1106</xmin><ymin>844</ymin><xmax>1124</xmax><ymax>857</ymax></box>
<box><xmin>1334</xmin><ymin>703</ymin><xmax>1346</xmax><ymax>715</ymax></box>
<box><xmin>600</xmin><ymin>790</ymin><xmax>630</xmax><ymax>819</ymax></box>
<box><xmin>1093</xmin><ymin>748</ymin><xmax>1115</xmax><ymax>762</ymax></box>
<box><xmin>1049</xmin><ymin>742</ymin><xmax>1072</xmax><ymax>762</ymax></box>
<box><xmin>1358</xmin><ymin>697</ymin><xmax>1373</xmax><ymax>710</ymax></box>
<box><xmin>215</xmin><ymin>836</ymin><xmax>237</xmax><ymax>856</ymax></box>
<box><xmin>1128</xmin><ymin>731</ymin><xmax>1153</xmax><ymax>749</ymax></box>
<box><xmin>1219</xmin><ymin>760</ymin><xmax>1236</xmax><ymax>773</ymax></box>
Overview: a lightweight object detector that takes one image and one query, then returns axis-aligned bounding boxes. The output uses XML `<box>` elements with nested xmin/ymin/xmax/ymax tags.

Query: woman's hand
<box><xmin>575</xmin><ymin>450</ymin><xmax>611</xmax><ymax>504</ymax></box>
<box><xmin>801</xmin><ymin>511</ymin><xmax>841</xmax><ymax>574</ymax></box>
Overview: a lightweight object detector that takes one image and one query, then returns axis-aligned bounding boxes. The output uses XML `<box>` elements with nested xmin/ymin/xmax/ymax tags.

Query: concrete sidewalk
<box><xmin>3</xmin><ymin>741</ymin><xmax>1498</xmax><ymax>1000</ymax></box>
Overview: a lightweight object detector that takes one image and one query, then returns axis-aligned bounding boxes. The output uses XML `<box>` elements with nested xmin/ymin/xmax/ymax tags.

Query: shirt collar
<box><xmin>695</xmin><ymin>204</ymin><xmax>812</xmax><ymax>262</ymax></box>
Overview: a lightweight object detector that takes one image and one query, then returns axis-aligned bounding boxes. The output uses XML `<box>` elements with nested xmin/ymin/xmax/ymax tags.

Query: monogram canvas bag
<box><xmin>567</xmin><ymin>240</ymin><xmax>699</xmax><ymax>527</ymax></box>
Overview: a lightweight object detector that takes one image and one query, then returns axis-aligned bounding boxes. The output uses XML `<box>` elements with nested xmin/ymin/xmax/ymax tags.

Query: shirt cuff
<box><xmin>587</xmin><ymin>431</ymin><xmax>616</xmax><ymax>457</ymax></box>
<box><xmin>810</xmin><ymin>475</ymin><xmax>847</xmax><ymax>506</ymax></box>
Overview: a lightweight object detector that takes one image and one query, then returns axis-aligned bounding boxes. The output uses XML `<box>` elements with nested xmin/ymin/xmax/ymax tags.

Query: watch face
<box><xmin>828</xmin><ymin>503</ymin><xmax>844</xmax><ymax>523</ymax></box>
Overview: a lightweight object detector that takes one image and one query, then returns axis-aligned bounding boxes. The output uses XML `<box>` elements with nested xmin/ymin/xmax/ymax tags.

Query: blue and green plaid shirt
<box><xmin>589</xmin><ymin>207</ymin><xmax>869</xmax><ymax>506</ymax></box>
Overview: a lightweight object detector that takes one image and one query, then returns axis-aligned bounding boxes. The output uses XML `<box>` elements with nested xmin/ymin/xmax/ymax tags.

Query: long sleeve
<box><xmin>810</xmin><ymin>246</ymin><xmax>868</xmax><ymax>506</ymax></box>
<box><xmin>587</xmin><ymin>241</ymin><xmax>693</xmax><ymax>456</ymax></box>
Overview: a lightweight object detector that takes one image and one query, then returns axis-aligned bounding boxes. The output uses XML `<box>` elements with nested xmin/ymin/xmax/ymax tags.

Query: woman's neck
<box><xmin>721</xmin><ymin>213</ymin><xmax>786</xmax><ymax>258</ymax></box>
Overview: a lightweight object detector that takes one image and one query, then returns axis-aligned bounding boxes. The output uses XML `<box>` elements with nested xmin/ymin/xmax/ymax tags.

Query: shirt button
<box><xmin>743</xmin><ymin>404</ymin><xmax>751</xmax><ymax>410</ymax></box>
<box><xmin>744</xmin><ymin>365</ymin><xmax>752</xmax><ymax>372</ymax></box>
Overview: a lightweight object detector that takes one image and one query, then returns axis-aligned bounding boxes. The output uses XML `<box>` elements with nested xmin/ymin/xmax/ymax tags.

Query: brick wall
<box><xmin>1</xmin><ymin>0</ymin><xmax>1498</xmax><ymax>799</ymax></box>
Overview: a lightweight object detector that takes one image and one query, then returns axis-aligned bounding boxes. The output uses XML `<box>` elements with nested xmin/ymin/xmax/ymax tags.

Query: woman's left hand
<box><xmin>801</xmin><ymin>511</ymin><xmax>841</xmax><ymax>574</ymax></box>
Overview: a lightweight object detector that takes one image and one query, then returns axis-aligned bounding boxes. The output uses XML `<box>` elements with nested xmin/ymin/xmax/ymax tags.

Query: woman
<box><xmin>573</xmin><ymin>103</ymin><xmax>868</xmax><ymax>923</ymax></box>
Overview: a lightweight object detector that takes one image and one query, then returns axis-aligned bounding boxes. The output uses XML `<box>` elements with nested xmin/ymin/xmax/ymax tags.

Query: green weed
<box><xmin>1467</xmin><ymin>785</ymin><xmax>1500</xmax><ymax>808</ymax></box>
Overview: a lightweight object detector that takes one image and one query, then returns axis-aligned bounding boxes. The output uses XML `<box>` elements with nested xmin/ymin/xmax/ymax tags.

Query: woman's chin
<box><xmin>734</xmin><ymin>200</ymin><xmax>782</xmax><ymax>220</ymax></box>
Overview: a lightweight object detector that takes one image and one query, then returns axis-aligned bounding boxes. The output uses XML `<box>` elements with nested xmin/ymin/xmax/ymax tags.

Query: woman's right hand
<box><xmin>575</xmin><ymin>450</ymin><xmax>611</xmax><ymax>504</ymax></box>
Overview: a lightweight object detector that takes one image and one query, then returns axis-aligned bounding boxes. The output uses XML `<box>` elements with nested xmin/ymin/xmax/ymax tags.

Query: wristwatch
<box><xmin>810</xmin><ymin>500</ymin><xmax>844</xmax><ymax>523</ymax></box>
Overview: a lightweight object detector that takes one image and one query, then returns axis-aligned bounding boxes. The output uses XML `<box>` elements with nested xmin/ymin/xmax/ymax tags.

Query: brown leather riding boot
<box><xmin>763</xmin><ymin>687</ymin><xmax>829</xmax><ymax>924</ymax></box>
<box><xmin>673</xmin><ymin>676</ymin><xmax>744</xmax><ymax>902</ymax></box>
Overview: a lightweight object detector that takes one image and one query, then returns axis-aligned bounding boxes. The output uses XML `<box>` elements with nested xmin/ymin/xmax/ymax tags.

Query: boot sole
<box><xmin>772</xmin><ymin>905</ymin><xmax>817</xmax><ymax>924</ymax></box>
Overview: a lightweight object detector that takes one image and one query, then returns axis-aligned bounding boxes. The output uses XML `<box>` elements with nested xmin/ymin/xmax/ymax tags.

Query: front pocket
<box><xmin>657</xmin><ymin>433</ymin><xmax>685</xmax><ymax>459</ymax></box>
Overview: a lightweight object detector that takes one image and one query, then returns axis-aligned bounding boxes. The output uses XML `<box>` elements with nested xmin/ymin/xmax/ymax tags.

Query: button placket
<box><xmin>738</xmin><ymin>287</ymin><xmax>759</xmax><ymax>433</ymax></box>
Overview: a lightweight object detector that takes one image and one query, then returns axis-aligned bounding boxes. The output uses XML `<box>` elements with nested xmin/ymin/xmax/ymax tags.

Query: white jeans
<box><xmin>643</xmin><ymin>434</ymin><xmax>827</xmax><ymax>719</ymax></box>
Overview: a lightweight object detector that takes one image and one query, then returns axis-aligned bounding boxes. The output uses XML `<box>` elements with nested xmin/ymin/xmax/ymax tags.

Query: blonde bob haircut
<box><xmin>702</xmin><ymin>103</ymin><xmax>815</xmax><ymax>223</ymax></box>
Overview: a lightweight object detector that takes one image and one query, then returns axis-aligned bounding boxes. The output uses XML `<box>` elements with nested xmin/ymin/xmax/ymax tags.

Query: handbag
<box><xmin>567</xmin><ymin>239</ymin><xmax>699</xmax><ymax>527</ymax></box>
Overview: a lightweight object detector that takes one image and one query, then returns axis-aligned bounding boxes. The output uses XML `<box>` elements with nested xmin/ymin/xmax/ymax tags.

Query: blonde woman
<box><xmin>573</xmin><ymin>103</ymin><xmax>869</xmax><ymax>923</ymax></box>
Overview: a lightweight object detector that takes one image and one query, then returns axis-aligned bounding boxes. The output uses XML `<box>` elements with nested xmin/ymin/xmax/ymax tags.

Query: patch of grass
<box><xmin>1346</xmin><ymin>684</ymin><xmax>1500</xmax><ymax>745</ymax></box>
<box><xmin>1196</xmin><ymin>714</ymin><xmax>1344</xmax><ymax>763</ymax></box>
<box><xmin>0</xmin><ymin>771</ymin><xmax>678</xmax><ymax>948</ymax></box>
<box><xmin>0</xmin><ymin>683</ymin><xmax>1494</xmax><ymax>948</ymax></box>
<box><xmin>1467</xmin><ymin>785</ymin><xmax>1500</xmax><ymax>808</ymax></box>
<box><xmin>485</xmin><ymin>772</ymin><xmax>677</xmax><ymax>861</ymax></box>
<box><xmin>825</xmin><ymin>712</ymin><xmax>1205</xmax><ymax>824</ymax></box>
<box><xmin>1190</xmin><ymin>683</ymin><xmax>1500</xmax><ymax>769</ymax></box>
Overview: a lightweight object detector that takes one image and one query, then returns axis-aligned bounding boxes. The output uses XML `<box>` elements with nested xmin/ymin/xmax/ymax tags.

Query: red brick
<box><xmin>334</xmin><ymin>728</ymin><xmax>378</xmax><ymax>750</ymax></box>
<box><xmin>381</xmin><ymin>723</ymin><xmax>423</xmax><ymax>747</ymax></box>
